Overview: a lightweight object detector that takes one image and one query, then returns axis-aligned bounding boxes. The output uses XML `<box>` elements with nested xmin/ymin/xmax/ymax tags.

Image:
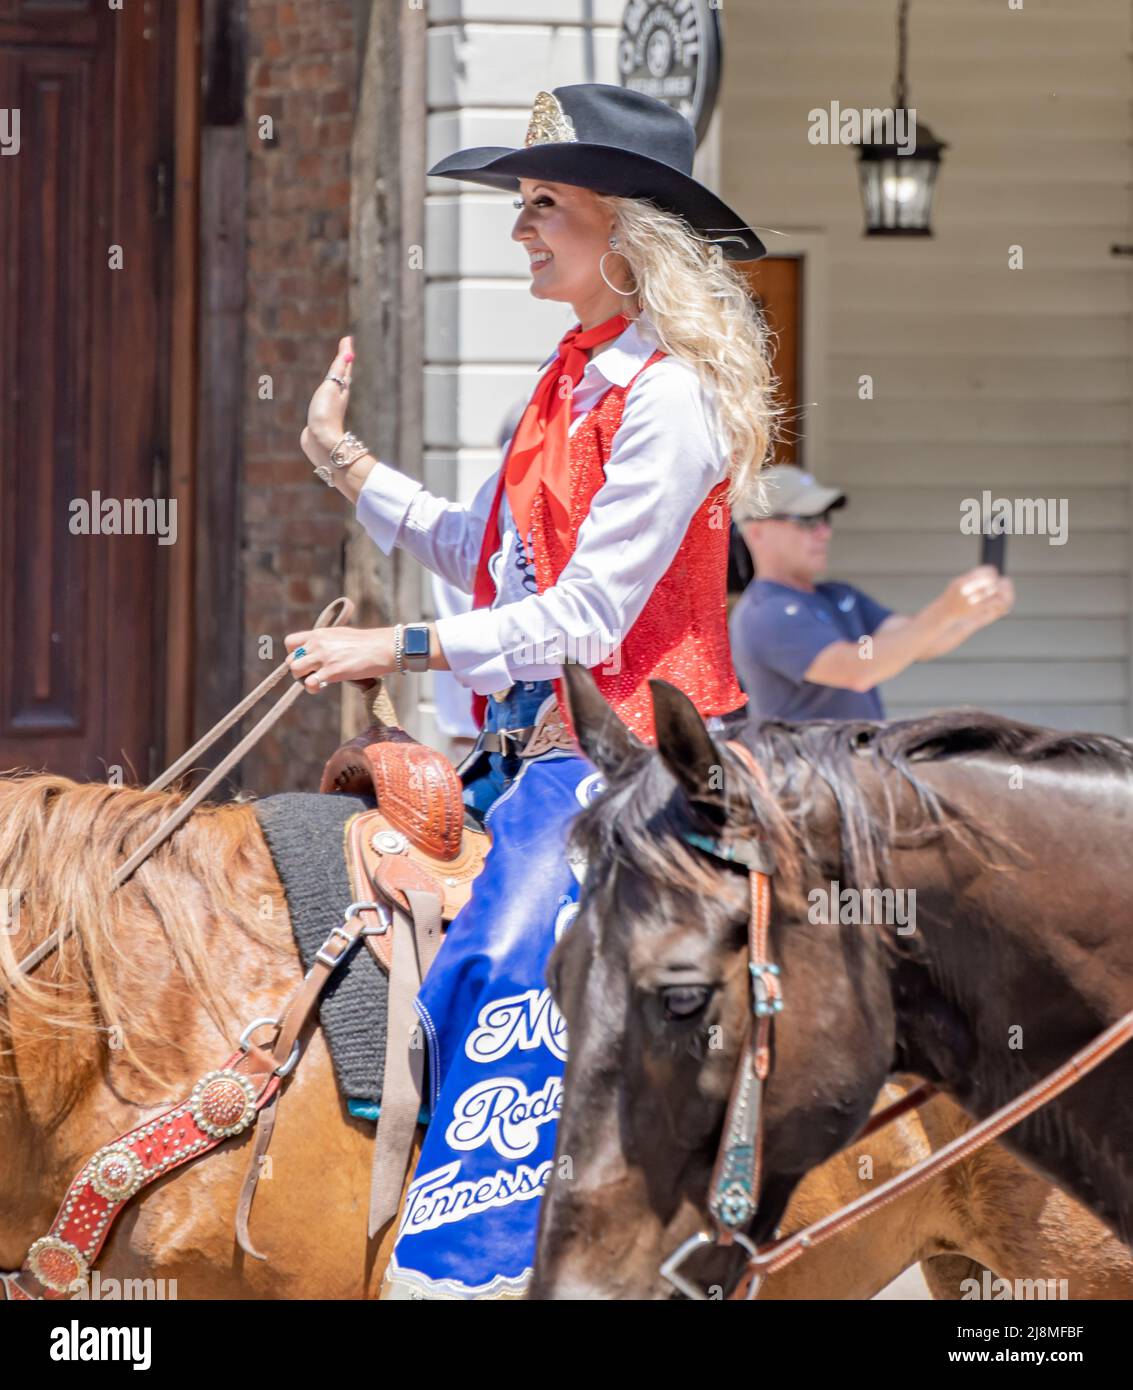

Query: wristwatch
<box><xmin>395</xmin><ymin>622</ymin><xmax>432</xmax><ymax>674</ymax></box>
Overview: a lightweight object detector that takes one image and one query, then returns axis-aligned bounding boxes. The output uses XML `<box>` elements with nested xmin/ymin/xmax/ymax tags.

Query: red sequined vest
<box><xmin>469</xmin><ymin>348</ymin><xmax>747</xmax><ymax>746</ymax></box>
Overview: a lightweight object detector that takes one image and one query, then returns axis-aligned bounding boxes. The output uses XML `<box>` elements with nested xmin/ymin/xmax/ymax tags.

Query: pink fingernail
<box><xmin>344</xmin><ymin>353</ymin><xmax>355</xmax><ymax>363</ymax></box>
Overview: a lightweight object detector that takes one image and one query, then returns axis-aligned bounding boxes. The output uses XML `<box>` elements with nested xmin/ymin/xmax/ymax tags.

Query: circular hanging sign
<box><xmin>618</xmin><ymin>0</ymin><xmax>724</xmax><ymax>146</ymax></box>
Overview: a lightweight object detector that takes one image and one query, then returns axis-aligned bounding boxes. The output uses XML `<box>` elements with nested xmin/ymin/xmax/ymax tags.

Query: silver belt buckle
<box><xmin>497</xmin><ymin>726</ymin><xmax>525</xmax><ymax>757</ymax></box>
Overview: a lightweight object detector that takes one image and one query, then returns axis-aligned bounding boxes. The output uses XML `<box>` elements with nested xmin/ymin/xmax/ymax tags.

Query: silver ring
<box><xmin>326</xmin><ymin>373</ymin><xmax>349</xmax><ymax>388</ymax></box>
<box><xmin>318</xmin><ymin>680</ymin><xmax>328</xmax><ymax>689</ymax></box>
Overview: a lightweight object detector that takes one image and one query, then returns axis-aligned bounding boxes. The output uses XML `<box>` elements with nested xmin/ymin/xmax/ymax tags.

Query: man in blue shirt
<box><xmin>729</xmin><ymin>466</ymin><xmax>1015</xmax><ymax>722</ymax></box>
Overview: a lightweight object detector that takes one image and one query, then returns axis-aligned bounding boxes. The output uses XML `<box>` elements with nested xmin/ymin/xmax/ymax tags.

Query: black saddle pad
<box><xmin>252</xmin><ymin>792</ymin><xmax>387</xmax><ymax>1107</ymax></box>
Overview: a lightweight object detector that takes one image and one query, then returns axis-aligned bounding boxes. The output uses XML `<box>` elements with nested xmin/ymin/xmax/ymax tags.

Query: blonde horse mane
<box><xmin>0</xmin><ymin>772</ymin><xmax>289</xmax><ymax>1087</ymax></box>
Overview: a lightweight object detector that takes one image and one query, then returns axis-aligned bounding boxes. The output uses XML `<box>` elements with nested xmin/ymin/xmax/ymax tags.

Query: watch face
<box><xmin>404</xmin><ymin>626</ymin><xmax>430</xmax><ymax>659</ymax></box>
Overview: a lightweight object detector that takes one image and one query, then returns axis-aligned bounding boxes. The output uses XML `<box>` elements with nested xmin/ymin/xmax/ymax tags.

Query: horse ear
<box><xmin>649</xmin><ymin>679</ymin><xmax>727</xmax><ymax>815</ymax></box>
<box><xmin>561</xmin><ymin>663</ymin><xmax>638</xmax><ymax>777</ymax></box>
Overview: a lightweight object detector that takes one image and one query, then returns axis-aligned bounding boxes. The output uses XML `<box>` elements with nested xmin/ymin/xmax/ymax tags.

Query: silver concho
<box><xmin>190</xmin><ymin>1069</ymin><xmax>258</xmax><ymax>1139</ymax></box>
<box><xmin>89</xmin><ymin>1144</ymin><xmax>146</xmax><ymax>1203</ymax></box>
<box><xmin>27</xmin><ymin>1236</ymin><xmax>89</xmax><ymax>1293</ymax></box>
<box><xmin>372</xmin><ymin>828</ymin><xmax>410</xmax><ymax>856</ymax></box>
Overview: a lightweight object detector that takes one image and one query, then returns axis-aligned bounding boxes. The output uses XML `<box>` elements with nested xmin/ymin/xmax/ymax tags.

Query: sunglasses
<box><xmin>772</xmin><ymin>509</ymin><xmax>837</xmax><ymax>531</ymax></box>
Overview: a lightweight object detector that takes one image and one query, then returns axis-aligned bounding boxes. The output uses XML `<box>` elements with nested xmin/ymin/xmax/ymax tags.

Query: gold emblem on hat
<box><xmin>525</xmin><ymin>91</ymin><xmax>578</xmax><ymax>147</ymax></box>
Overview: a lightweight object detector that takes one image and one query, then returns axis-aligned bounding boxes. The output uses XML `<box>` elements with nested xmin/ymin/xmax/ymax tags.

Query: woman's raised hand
<box><xmin>300</xmin><ymin>335</ymin><xmax>354</xmax><ymax>465</ymax></box>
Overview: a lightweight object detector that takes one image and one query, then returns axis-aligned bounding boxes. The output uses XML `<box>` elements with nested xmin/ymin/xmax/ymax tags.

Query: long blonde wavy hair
<box><xmin>595</xmin><ymin>192</ymin><xmax>782</xmax><ymax>518</ymax></box>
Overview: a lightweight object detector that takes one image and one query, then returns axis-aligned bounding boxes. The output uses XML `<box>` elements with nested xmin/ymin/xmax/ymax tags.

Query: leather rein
<box><xmin>661</xmin><ymin>738</ymin><xmax>1133</xmax><ymax>1302</ymax></box>
<box><xmin>4</xmin><ymin>596</ymin><xmax>356</xmax><ymax>985</ymax></box>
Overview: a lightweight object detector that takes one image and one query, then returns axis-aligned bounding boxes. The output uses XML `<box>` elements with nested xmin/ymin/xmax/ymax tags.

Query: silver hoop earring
<box><xmin>599</xmin><ymin>249</ymin><xmax>638</xmax><ymax>297</ymax></box>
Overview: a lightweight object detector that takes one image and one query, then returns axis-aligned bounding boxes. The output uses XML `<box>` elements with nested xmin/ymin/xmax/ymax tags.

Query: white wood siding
<box><xmin>722</xmin><ymin>0</ymin><xmax>1133</xmax><ymax>735</ymax></box>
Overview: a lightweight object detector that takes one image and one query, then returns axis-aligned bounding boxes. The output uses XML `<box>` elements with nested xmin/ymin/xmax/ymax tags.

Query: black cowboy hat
<box><xmin>427</xmin><ymin>84</ymin><xmax>766</xmax><ymax>262</ymax></box>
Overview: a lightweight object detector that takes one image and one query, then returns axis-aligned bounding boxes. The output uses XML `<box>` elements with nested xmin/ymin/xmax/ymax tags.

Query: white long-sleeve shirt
<box><xmin>354</xmin><ymin>314</ymin><xmax>731</xmax><ymax>697</ymax></box>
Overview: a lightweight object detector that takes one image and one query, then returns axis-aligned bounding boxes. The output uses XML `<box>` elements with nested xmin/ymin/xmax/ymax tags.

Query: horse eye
<box><xmin>661</xmin><ymin>985</ymin><xmax>711</xmax><ymax>1021</ymax></box>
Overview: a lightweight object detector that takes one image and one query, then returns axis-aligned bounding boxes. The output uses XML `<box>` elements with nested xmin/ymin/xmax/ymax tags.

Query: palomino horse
<box><xmin>532</xmin><ymin>668</ymin><xmax>1133</xmax><ymax>1299</ymax></box>
<box><xmin>765</xmin><ymin>1084</ymin><xmax>1133</xmax><ymax>1300</ymax></box>
<box><xmin>1</xmin><ymin>767</ymin><xmax>1128</xmax><ymax>1299</ymax></box>
<box><xmin>0</xmin><ymin>773</ymin><xmax>411</xmax><ymax>1298</ymax></box>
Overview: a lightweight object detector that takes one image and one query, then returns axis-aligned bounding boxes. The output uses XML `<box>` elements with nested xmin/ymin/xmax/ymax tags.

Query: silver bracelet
<box><xmin>393</xmin><ymin>622</ymin><xmax>405</xmax><ymax>674</ymax></box>
<box><xmin>330</xmin><ymin>431</ymin><xmax>371</xmax><ymax>470</ymax></box>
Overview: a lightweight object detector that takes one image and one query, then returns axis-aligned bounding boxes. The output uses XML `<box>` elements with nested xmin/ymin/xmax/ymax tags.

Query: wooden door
<box><xmin>738</xmin><ymin>254</ymin><xmax>803</xmax><ymax>468</ymax></box>
<box><xmin>0</xmin><ymin>0</ymin><xmax>175</xmax><ymax>782</ymax></box>
<box><xmin>728</xmin><ymin>255</ymin><xmax>805</xmax><ymax>596</ymax></box>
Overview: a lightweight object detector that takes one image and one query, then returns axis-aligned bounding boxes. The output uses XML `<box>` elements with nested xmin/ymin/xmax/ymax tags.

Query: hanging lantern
<box><xmin>856</xmin><ymin>0</ymin><xmax>948</xmax><ymax>237</ymax></box>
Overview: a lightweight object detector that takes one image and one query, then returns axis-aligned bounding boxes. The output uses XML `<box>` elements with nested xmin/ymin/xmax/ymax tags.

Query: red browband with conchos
<box><xmin>2</xmin><ymin>1045</ymin><xmax>283</xmax><ymax>1300</ymax></box>
<box><xmin>2</xmin><ymin>892</ymin><xmax>385</xmax><ymax>1301</ymax></box>
<box><xmin>2</xmin><ymin>857</ymin><xmax>404</xmax><ymax>1302</ymax></box>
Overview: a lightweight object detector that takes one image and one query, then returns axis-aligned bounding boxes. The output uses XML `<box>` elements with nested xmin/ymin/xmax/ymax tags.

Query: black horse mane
<box><xmin>568</xmin><ymin>707</ymin><xmax>1133</xmax><ymax>897</ymax></box>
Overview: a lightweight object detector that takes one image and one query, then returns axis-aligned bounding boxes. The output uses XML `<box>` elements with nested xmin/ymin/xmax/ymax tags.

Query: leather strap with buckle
<box><xmin>478</xmin><ymin>695</ymin><xmax>577</xmax><ymax>760</ymax></box>
<box><xmin>480</xmin><ymin>726</ymin><xmax>535</xmax><ymax>756</ymax></box>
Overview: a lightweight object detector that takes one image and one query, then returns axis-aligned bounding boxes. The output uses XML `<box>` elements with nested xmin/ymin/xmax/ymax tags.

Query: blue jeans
<box><xmin>459</xmin><ymin>679</ymin><xmax>556</xmax><ymax>818</ymax></box>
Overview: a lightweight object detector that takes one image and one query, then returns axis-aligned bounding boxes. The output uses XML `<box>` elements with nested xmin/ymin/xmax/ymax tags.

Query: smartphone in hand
<box><xmin>980</xmin><ymin>530</ymin><xmax>1007</xmax><ymax>574</ymax></box>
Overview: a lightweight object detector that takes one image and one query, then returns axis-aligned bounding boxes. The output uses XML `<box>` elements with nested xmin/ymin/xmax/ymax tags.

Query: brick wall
<box><xmin>241</xmin><ymin>0</ymin><xmax>356</xmax><ymax>792</ymax></box>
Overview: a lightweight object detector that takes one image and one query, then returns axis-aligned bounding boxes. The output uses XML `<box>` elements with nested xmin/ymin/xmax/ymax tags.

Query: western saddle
<box><xmin>316</xmin><ymin>680</ymin><xmax>574</xmax><ymax>1237</ymax></box>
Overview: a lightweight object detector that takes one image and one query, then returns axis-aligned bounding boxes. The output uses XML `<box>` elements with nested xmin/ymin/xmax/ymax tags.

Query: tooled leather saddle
<box><xmin>321</xmin><ymin>723</ymin><xmax>488</xmax><ymax>963</ymax></box>
<box><xmin>317</xmin><ymin>682</ymin><xmax>575</xmax><ymax>1236</ymax></box>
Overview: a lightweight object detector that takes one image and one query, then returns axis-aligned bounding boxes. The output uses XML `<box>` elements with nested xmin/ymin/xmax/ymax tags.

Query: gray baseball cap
<box><xmin>736</xmin><ymin>465</ymin><xmax>847</xmax><ymax>523</ymax></box>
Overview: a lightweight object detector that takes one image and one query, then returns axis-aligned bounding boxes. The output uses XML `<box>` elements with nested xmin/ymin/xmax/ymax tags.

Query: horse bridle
<box><xmin>660</xmin><ymin>738</ymin><xmax>1133</xmax><ymax>1302</ymax></box>
<box><xmin>658</xmin><ymin>738</ymin><xmax>785</xmax><ymax>1299</ymax></box>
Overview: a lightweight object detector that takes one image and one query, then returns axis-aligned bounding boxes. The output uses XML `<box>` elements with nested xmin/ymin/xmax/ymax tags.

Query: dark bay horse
<box><xmin>531</xmin><ymin>668</ymin><xmax>1133</xmax><ymax>1299</ymax></box>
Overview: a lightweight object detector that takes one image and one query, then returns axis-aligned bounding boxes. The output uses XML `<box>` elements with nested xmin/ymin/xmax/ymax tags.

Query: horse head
<box><xmin>531</xmin><ymin>667</ymin><xmax>898</xmax><ymax>1299</ymax></box>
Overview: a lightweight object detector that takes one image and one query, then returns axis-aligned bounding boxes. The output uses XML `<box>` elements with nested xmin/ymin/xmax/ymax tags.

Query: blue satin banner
<box><xmin>383</xmin><ymin>751</ymin><xmax>606</xmax><ymax>1299</ymax></box>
